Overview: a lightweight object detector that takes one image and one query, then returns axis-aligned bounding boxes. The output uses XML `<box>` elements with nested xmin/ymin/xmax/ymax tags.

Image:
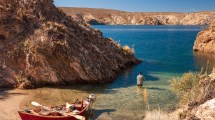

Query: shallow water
<box><xmin>21</xmin><ymin>25</ymin><xmax>215</xmax><ymax>118</ymax></box>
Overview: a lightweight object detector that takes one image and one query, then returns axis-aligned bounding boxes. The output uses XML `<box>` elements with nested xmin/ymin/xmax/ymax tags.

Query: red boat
<box><xmin>18</xmin><ymin>94</ymin><xmax>96</xmax><ymax>120</ymax></box>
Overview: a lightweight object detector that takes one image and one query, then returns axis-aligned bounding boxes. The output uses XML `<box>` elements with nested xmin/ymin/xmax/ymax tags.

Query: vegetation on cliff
<box><xmin>0</xmin><ymin>0</ymin><xmax>139</xmax><ymax>88</ymax></box>
<box><xmin>171</xmin><ymin>70</ymin><xmax>215</xmax><ymax>119</ymax></box>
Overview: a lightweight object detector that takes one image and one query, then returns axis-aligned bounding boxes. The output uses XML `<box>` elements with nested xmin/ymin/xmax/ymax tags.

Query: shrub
<box><xmin>171</xmin><ymin>71</ymin><xmax>215</xmax><ymax>106</ymax></box>
<box><xmin>171</xmin><ymin>72</ymin><xmax>204</xmax><ymax>105</ymax></box>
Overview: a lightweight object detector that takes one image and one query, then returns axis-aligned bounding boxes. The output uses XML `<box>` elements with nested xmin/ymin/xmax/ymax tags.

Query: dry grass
<box><xmin>143</xmin><ymin>88</ymin><xmax>148</xmax><ymax>104</ymax></box>
<box><xmin>170</xmin><ymin>68</ymin><xmax>215</xmax><ymax>119</ymax></box>
<box><xmin>171</xmin><ymin>72</ymin><xmax>204</xmax><ymax>105</ymax></box>
<box><xmin>144</xmin><ymin>110</ymin><xmax>173</xmax><ymax>120</ymax></box>
<box><xmin>171</xmin><ymin>71</ymin><xmax>215</xmax><ymax>106</ymax></box>
<box><xmin>122</xmin><ymin>45</ymin><xmax>134</xmax><ymax>54</ymax></box>
<box><xmin>108</xmin><ymin>38</ymin><xmax>135</xmax><ymax>54</ymax></box>
<box><xmin>143</xmin><ymin>88</ymin><xmax>149</xmax><ymax>110</ymax></box>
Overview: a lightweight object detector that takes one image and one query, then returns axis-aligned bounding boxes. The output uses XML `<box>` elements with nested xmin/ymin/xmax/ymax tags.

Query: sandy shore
<box><xmin>0</xmin><ymin>89</ymin><xmax>27</xmax><ymax>120</ymax></box>
<box><xmin>0</xmin><ymin>89</ymin><xmax>179</xmax><ymax>120</ymax></box>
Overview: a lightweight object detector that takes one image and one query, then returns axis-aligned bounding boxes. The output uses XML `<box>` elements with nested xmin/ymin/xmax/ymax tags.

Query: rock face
<box><xmin>61</xmin><ymin>8</ymin><xmax>215</xmax><ymax>25</ymax></box>
<box><xmin>0</xmin><ymin>0</ymin><xmax>139</xmax><ymax>88</ymax></box>
<box><xmin>193</xmin><ymin>20</ymin><xmax>215</xmax><ymax>53</ymax></box>
<box><xmin>181</xmin><ymin>70</ymin><xmax>215</xmax><ymax>119</ymax></box>
<box><xmin>195</xmin><ymin>98</ymin><xmax>215</xmax><ymax>119</ymax></box>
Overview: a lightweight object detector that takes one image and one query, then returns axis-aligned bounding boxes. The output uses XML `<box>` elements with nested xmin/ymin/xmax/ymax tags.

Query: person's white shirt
<box><xmin>137</xmin><ymin>74</ymin><xmax>144</xmax><ymax>86</ymax></box>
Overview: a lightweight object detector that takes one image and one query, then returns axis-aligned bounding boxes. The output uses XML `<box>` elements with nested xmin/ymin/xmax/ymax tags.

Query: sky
<box><xmin>54</xmin><ymin>0</ymin><xmax>215</xmax><ymax>12</ymax></box>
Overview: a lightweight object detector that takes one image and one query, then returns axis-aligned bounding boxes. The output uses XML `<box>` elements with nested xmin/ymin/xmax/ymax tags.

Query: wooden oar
<box><xmin>31</xmin><ymin>101</ymin><xmax>85</xmax><ymax>120</ymax></box>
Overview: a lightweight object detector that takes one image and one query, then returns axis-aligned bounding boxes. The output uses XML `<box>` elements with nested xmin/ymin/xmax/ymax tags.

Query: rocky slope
<box><xmin>61</xmin><ymin>7</ymin><xmax>215</xmax><ymax>25</ymax></box>
<box><xmin>193</xmin><ymin>20</ymin><xmax>215</xmax><ymax>53</ymax></box>
<box><xmin>0</xmin><ymin>0</ymin><xmax>139</xmax><ymax>88</ymax></box>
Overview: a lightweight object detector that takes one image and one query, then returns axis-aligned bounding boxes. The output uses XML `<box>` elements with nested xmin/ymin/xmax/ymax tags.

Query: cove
<box><xmin>21</xmin><ymin>25</ymin><xmax>215</xmax><ymax>118</ymax></box>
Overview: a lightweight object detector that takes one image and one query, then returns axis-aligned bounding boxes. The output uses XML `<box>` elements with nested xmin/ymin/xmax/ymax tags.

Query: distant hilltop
<box><xmin>60</xmin><ymin>7</ymin><xmax>215</xmax><ymax>25</ymax></box>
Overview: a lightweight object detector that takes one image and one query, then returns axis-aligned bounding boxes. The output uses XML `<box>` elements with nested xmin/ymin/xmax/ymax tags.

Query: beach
<box><xmin>0</xmin><ymin>89</ymin><xmax>27</xmax><ymax>120</ymax></box>
<box><xmin>0</xmin><ymin>88</ymin><xmax>181</xmax><ymax>120</ymax></box>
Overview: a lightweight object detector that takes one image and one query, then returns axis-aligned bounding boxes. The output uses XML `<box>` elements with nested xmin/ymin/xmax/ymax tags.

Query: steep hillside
<box><xmin>193</xmin><ymin>20</ymin><xmax>215</xmax><ymax>53</ymax></box>
<box><xmin>0</xmin><ymin>0</ymin><xmax>139</xmax><ymax>88</ymax></box>
<box><xmin>61</xmin><ymin>7</ymin><xmax>215</xmax><ymax>25</ymax></box>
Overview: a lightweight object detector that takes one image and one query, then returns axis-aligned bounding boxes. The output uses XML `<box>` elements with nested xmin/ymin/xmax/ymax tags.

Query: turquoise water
<box><xmin>90</xmin><ymin>25</ymin><xmax>213</xmax><ymax>110</ymax></box>
<box><xmin>25</xmin><ymin>26</ymin><xmax>215</xmax><ymax>117</ymax></box>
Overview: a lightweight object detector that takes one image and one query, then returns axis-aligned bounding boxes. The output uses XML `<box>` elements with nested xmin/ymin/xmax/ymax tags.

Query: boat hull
<box><xmin>18</xmin><ymin>100</ymin><xmax>89</xmax><ymax>120</ymax></box>
<box><xmin>18</xmin><ymin>111</ymin><xmax>82</xmax><ymax>120</ymax></box>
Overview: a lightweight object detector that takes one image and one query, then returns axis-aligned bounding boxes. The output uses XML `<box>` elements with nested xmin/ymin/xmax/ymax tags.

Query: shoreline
<box><xmin>0</xmin><ymin>88</ymin><xmax>179</xmax><ymax>120</ymax></box>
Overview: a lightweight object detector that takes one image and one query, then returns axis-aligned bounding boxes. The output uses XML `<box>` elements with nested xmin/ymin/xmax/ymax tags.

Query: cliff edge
<box><xmin>0</xmin><ymin>0</ymin><xmax>139</xmax><ymax>88</ymax></box>
<box><xmin>193</xmin><ymin>20</ymin><xmax>215</xmax><ymax>53</ymax></box>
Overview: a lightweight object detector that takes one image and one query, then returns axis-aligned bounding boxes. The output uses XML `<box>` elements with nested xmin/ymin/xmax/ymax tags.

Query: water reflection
<box><xmin>193</xmin><ymin>52</ymin><xmax>215</xmax><ymax>73</ymax></box>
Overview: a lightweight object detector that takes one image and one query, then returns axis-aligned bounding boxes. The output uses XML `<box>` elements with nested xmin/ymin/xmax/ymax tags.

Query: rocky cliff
<box><xmin>61</xmin><ymin>8</ymin><xmax>215</xmax><ymax>25</ymax></box>
<box><xmin>193</xmin><ymin>20</ymin><xmax>215</xmax><ymax>53</ymax></box>
<box><xmin>0</xmin><ymin>0</ymin><xmax>139</xmax><ymax>88</ymax></box>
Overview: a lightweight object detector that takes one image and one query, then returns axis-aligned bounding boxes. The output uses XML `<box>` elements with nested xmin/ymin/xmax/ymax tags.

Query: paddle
<box><xmin>31</xmin><ymin>101</ymin><xmax>85</xmax><ymax>120</ymax></box>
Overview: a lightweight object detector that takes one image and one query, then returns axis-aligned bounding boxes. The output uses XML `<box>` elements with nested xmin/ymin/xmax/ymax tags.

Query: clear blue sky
<box><xmin>54</xmin><ymin>0</ymin><xmax>215</xmax><ymax>12</ymax></box>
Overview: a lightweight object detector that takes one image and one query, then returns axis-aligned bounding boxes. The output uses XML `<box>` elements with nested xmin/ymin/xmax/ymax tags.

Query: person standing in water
<box><xmin>137</xmin><ymin>72</ymin><xmax>144</xmax><ymax>87</ymax></box>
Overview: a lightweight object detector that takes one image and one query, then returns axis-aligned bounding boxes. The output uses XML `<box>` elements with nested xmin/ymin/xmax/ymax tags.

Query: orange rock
<box><xmin>193</xmin><ymin>20</ymin><xmax>215</xmax><ymax>53</ymax></box>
